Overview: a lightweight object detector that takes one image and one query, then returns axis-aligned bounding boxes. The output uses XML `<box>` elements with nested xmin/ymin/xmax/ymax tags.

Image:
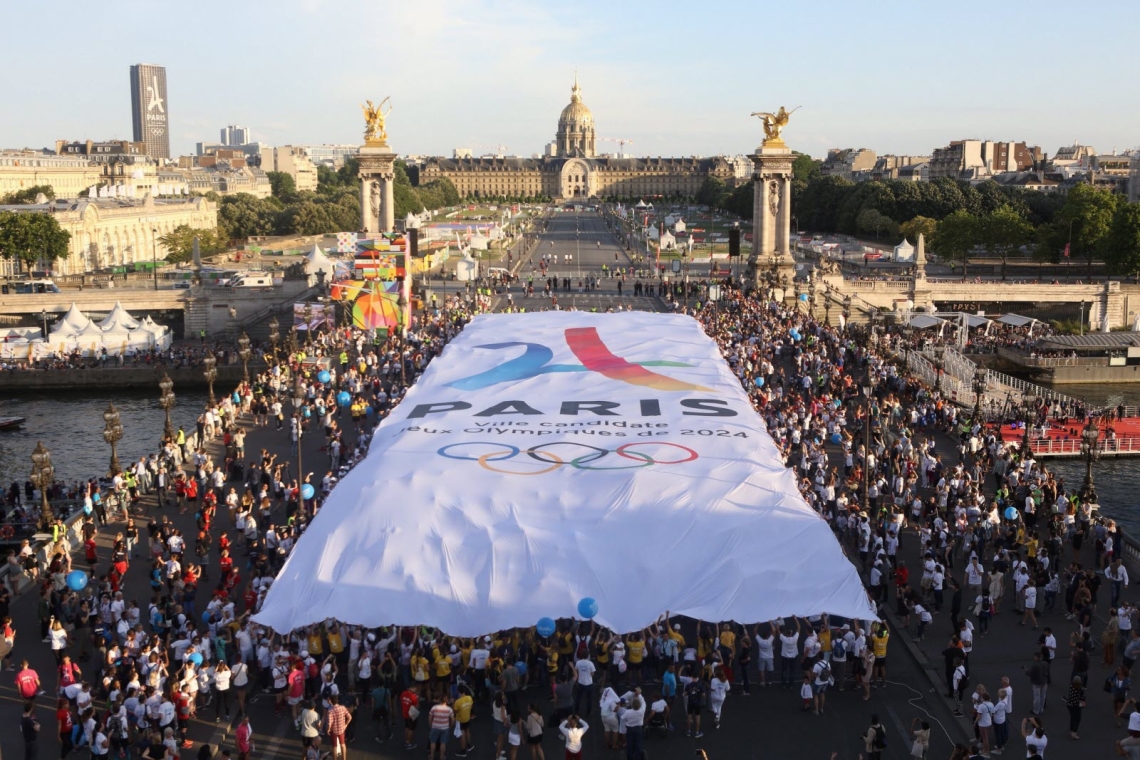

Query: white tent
<box><xmin>673</xmin><ymin>217</ymin><xmax>687</xmax><ymax>233</ymax></box>
<box><xmin>468</xmin><ymin>232</ymin><xmax>489</xmax><ymax>251</ymax></box>
<box><xmin>893</xmin><ymin>238</ymin><xmax>915</xmax><ymax>262</ymax></box>
<box><xmin>996</xmin><ymin>314</ymin><xmax>1036</xmax><ymax>327</ymax></box>
<box><xmin>254</xmin><ymin>312</ymin><xmax>877</xmax><ymax>636</ymax></box>
<box><xmin>99</xmin><ymin>302</ymin><xmax>141</xmax><ymax>332</ymax></box>
<box><xmin>54</xmin><ymin>303</ymin><xmax>91</xmax><ymax>334</ymax></box>
<box><xmin>304</xmin><ymin>244</ymin><xmax>336</xmax><ymax>277</ymax></box>
<box><xmin>909</xmin><ymin>314</ymin><xmax>945</xmax><ymax>330</ymax></box>
<box><xmin>660</xmin><ymin>230</ymin><xmax>677</xmax><ymax>250</ymax></box>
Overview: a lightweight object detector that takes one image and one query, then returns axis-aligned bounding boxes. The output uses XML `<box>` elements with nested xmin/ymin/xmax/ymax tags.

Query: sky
<box><xmin>3</xmin><ymin>0</ymin><xmax>1137</xmax><ymax>161</ymax></box>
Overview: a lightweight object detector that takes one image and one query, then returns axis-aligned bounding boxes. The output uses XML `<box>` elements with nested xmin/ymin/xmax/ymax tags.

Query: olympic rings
<box><xmin>0</xmin><ymin>524</ymin><xmax>13</xmax><ymax>539</ymax></box>
<box><xmin>436</xmin><ymin>441</ymin><xmax>699</xmax><ymax>475</ymax></box>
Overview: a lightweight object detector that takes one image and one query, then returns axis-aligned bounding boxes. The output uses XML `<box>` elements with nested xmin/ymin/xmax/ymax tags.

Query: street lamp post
<box><xmin>202</xmin><ymin>351</ymin><xmax>218</xmax><ymax>406</ymax></box>
<box><xmin>238</xmin><ymin>332</ymin><xmax>252</xmax><ymax>384</ymax></box>
<box><xmin>152</xmin><ymin>228</ymin><xmax>159</xmax><ymax>291</ymax></box>
<box><xmin>1080</xmin><ymin>416</ymin><xmax>1099</xmax><ymax>502</ymax></box>
<box><xmin>842</xmin><ymin>295</ymin><xmax>852</xmax><ymax>330</ymax></box>
<box><xmin>861</xmin><ymin>382</ymin><xmax>873</xmax><ymax>515</ymax></box>
<box><xmin>1021</xmin><ymin>393</ymin><xmax>1037</xmax><ymax>455</ymax></box>
<box><xmin>102</xmin><ymin>403</ymin><xmax>123</xmax><ymax>476</ymax></box>
<box><xmin>267</xmin><ymin>316</ymin><xmax>280</xmax><ymax>363</ymax></box>
<box><xmin>158</xmin><ymin>373</ymin><xmax>176</xmax><ymax>442</ymax></box>
<box><xmin>30</xmin><ymin>441</ymin><xmax>55</xmax><ymax>532</ymax></box>
<box><xmin>934</xmin><ymin>347</ymin><xmax>945</xmax><ymax>392</ymax></box>
<box><xmin>972</xmin><ymin>365</ymin><xmax>987</xmax><ymax>426</ymax></box>
<box><xmin>708</xmin><ymin>283</ymin><xmax>721</xmax><ymax>317</ymax></box>
<box><xmin>302</xmin><ymin>303</ymin><xmax>313</xmax><ymax>349</ymax></box>
<box><xmin>293</xmin><ymin>376</ymin><xmax>305</xmax><ymax>490</ymax></box>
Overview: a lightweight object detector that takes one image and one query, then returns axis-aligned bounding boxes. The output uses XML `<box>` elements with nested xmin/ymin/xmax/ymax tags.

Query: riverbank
<box><xmin>0</xmin><ymin>363</ymin><xmax>253</xmax><ymax>390</ymax></box>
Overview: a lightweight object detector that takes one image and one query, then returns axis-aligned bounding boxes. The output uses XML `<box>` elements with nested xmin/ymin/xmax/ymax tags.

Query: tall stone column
<box><xmin>746</xmin><ymin>143</ymin><xmax>795</xmax><ymax>297</ymax></box>
<box><xmin>358</xmin><ymin>146</ymin><xmax>397</xmax><ymax>234</ymax></box>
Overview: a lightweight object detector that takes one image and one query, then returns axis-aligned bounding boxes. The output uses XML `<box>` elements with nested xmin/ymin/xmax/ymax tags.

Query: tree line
<box><xmin>696</xmin><ymin>155</ymin><xmax>1140</xmax><ymax>279</ymax></box>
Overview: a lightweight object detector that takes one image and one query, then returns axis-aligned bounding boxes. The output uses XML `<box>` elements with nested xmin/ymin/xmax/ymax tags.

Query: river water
<box><xmin>1</xmin><ymin>382</ymin><xmax>1138</xmax><ymax>531</ymax></box>
<box><xmin>0</xmin><ymin>389</ymin><xmax>207</xmax><ymax>490</ymax></box>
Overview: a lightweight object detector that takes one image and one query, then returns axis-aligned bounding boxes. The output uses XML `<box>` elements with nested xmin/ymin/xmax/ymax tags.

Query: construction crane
<box><xmin>599</xmin><ymin>137</ymin><xmax>634</xmax><ymax>155</ymax></box>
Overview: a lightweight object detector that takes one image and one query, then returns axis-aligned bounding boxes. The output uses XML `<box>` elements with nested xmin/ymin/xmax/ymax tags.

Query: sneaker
<box><xmin>953</xmin><ymin>709</ymin><xmax>963</xmax><ymax>717</ymax></box>
<box><xmin>695</xmin><ymin>731</ymin><xmax>704</xmax><ymax>738</ymax></box>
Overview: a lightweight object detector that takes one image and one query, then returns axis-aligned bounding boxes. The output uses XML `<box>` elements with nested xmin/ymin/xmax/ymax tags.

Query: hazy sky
<box><xmin>3</xmin><ymin>0</ymin><xmax>1136</xmax><ymax>160</ymax></box>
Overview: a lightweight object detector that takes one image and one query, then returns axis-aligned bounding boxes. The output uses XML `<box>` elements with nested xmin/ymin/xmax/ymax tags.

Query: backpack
<box><xmin>817</xmin><ymin>662</ymin><xmax>832</xmax><ymax>683</ymax></box>
<box><xmin>872</xmin><ymin>725</ymin><xmax>887</xmax><ymax>749</ymax></box>
<box><xmin>576</xmin><ymin>639</ymin><xmax>589</xmax><ymax>661</ymax></box>
<box><xmin>832</xmin><ymin>639</ymin><xmax>846</xmax><ymax>659</ymax></box>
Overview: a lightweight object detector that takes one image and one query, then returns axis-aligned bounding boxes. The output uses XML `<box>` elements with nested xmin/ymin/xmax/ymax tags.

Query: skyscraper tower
<box><xmin>130</xmin><ymin>63</ymin><xmax>170</xmax><ymax>159</ymax></box>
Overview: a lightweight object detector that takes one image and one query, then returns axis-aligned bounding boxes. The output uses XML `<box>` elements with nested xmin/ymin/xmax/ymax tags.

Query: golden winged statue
<box><xmin>750</xmin><ymin>106</ymin><xmax>801</xmax><ymax>145</ymax></box>
<box><xmin>361</xmin><ymin>97</ymin><xmax>393</xmax><ymax>145</ymax></box>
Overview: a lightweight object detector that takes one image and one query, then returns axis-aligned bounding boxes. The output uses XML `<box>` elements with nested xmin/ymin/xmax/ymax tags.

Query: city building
<box><xmin>867</xmin><ymin>154</ymin><xmax>929</xmax><ymax>181</ymax></box>
<box><xmin>259</xmin><ymin>146</ymin><xmax>319</xmax><ymax>192</ymax></box>
<box><xmin>129</xmin><ymin>63</ymin><xmax>171</xmax><ymax>159</ymax></box>
<box><xmin>928</xmin><ymin>139</ymin><xmax>1042</xmax><ymax>181</ymax></box>
<box><xmin>220</xmin><ymin>125</ymin><xmax>251</xmax><ymax>147</ymax></box>
<box><xmin>0</xmin><ymin>150</ymin><xmax>103</xmax><ymax>200</ymax></box>
<box><xmin>897</xmin><ymin>162</ymin><xmax>929</xmax><ymax>182</ymax></box>
<box><xmin>55</xmin><ymin>140</ymin><xmax>148</xmax><ymax>163</ymax></box>
<box><xmin>417</xmin><ymin>77</ymin><xmax>744</xmax><ymax>200</ymax></box>
<box><xmin>0</xmin><ymin>193</ymin><xmax>217</xmax><ymax>275</ymax></box>
<box><xmin>296</xmin><ymin>144</ymin><xmax>358</xmax><ymax>167</ymax></box>
<box><xmin>819</xmin><ymin>148</ymin><xmax>877</xmax><ymax>180</ymax></box>
<box><xmin>1051</xmin><ymin>143</ymin><xmax>1095</xmax><ymax>169</ymax></box>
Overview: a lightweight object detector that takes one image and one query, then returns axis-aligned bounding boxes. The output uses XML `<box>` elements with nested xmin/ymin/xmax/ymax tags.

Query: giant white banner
<box><xmin>254</xmin><ymin>311</ymin><xmax>877</xmax><ymax>635</ymax></box>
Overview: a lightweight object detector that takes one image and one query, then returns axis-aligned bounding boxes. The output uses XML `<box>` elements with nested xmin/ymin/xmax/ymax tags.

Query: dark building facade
<box><xmin>130</xmin><ymin>63</ymin><xmax>171</xmax><ymax>159</ymax></box>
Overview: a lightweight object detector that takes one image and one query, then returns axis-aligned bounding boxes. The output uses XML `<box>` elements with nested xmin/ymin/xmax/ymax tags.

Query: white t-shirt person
<box><xmin>574</xmin><ymin>658</ymin><xmax>596</xmax><ymax>687</ymax></box>
<box><xmin>779</xmin><ymin>632</ymin><xmax>799</xmax><ymax>659</ymax></box>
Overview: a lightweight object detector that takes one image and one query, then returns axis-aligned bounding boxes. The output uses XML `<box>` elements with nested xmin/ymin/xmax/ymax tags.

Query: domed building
<box><xmin>416</xmin><ymin>77</ymin><xmax>749</xmax><ymax>201</ymax></box>
<box><xmin>556</xmin><ymin>74</ymin><xmax>596</xmax><ymax>158</ymax></box>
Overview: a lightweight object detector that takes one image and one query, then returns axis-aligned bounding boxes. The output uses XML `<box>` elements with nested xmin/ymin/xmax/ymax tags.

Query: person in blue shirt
<box><xmin>661</xmin><ymin>663</ymin><xmax>677</xmax><ymax>729</ymax></box>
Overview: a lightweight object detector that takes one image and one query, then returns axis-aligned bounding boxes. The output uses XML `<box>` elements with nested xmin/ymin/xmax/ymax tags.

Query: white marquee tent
<box><xmin>1</xmin><ymin>302</ymin><xmax>172</xmax><ymax>360</ymax></box>
<box><xmin>254</xmin><ymin>312</ymin><xmax>877</xmax><ymax>636</ymax></box>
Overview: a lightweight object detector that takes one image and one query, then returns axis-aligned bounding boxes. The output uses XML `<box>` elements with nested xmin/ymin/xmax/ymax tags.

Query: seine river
<box><xmin>1</xmin><ymin>383</ymin><xmax>1138</xmax><ymax>531</ymax></box>
<box><xmin>0</xmin><ymin>389</ymin><xmax>207</xmax><ymax>490</ymax></box>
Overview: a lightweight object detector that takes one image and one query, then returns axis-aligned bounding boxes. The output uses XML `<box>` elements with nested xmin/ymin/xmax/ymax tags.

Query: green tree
<box><xmin>158</xmin><ymin>225</ymin><xmax>227</xmax><ymax>264</ymax></box>
<box><xmin>696</xmin><ymin>177</ymin><xmax>729</xmax><ymax>208</ymax></box>
<box><xmin>266</xmin><ymin>171</ymin><xmax>296</xmax><ymax>201</ymax></box>
<box><xmin>2</xmin><ymin>185</ymin><xmax>56</xmax><ymax>204</ymax></box>
<box><xmin>217</xmin><ymin>193</ymin><xmax>278</xmax><ymax>239</ymax></box>
<box><xmin>930</xmin><ymin>209</ymin><xmax>978</xmax><ymax>274</ymax></box>
<box><xmin>899</xmin><ymin>215</ymin><xmax>937</xmax><ymax>243</ymax></box>
<box><xmin>0</xmin><ymin>211</ymin><xmax>71</xmax><ymax>272</ymax></box>
<box><xmin>276</xmin><ymin>202</ymin><xmax>336</xmax><ymax>236</ymax></box>
<box><xmin>856</xmin><ymin>207</ymin><xmax>898</xmax><ymax>240</ymax></box>
<box><xmin>979</xmin><ymin>205</ymin><xmax>1034</xmax><ymax>281</ymax></box>
<box><xmin>1106</xmin><ymin>203</ymin><xmax>1140</xmax><ymax>281</ymax></box>
<box><xmin>1053</xmin><ymin>183</ymin><xmax>1118</xmax><ymax>275</ymax></box>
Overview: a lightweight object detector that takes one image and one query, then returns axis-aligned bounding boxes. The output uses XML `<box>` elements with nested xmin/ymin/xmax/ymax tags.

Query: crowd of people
<box><xmin>7</xmin><ymin>255</ymin><xmax>1140</xmax><ymax>760</ymax></box>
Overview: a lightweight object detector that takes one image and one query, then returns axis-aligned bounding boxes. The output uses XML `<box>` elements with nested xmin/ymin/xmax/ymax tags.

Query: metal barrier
<box><xmin>1021</xmin><ymin>436</ymin><xmax>1140</xmax><ymax>457</ymax></box>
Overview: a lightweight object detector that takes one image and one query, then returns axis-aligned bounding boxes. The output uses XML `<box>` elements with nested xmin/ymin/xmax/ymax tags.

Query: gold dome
<box><xmin>558</xmin><ymin>75</ymin><xmax>593</xmax><ymax>127</ymax></box>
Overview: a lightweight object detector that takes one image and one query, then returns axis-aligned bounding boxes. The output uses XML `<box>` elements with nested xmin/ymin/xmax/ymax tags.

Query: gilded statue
<box><xmin>361</xmin><ymin>97</ymin><xmax>393</xmax><ymax>145</ymax></box>
<box><xmin>750</xmin><ymin>106</ymin><xmax>801</xmax><ymax>145</ymax></box>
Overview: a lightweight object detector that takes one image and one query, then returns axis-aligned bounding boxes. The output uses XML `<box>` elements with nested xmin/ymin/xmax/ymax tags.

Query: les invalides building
<box><xmin>417</xmin><ymin>76</ymin><xmax>748</xmax><ymax>201</ymax></box>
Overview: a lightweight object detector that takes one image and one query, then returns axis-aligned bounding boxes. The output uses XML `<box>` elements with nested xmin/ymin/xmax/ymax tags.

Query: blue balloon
<box><xmin>799</xmin><ymin>293</ymin><xmax>809</xmax><ymax>302</ymax></box>
<box><xmin>66</xmin><ymin>570</ymin><xmax>88</xmax><ymax>592</ymax></box>
<box><xmin>202</xmin><ymin>611</ymin><xmax>211</xmax><ymax>623</ymax></box>
<box><xmin>336</xmin><ymin>391</ymin><xmax>352</xmax><ymax>407</ymax></box>
<box><xmin>301</xmin><ymin>483</ymin><xmax>315</xmax><ymax>501</ymax></box>
<box><xmin>515</xmin><ymin>661</ymin><xmax>527</xmax><ymax>677</ymax></box>
<box><xmin>754</xmin><ymin>376</ymin><xmax>765</xmax><ymax>388</ymax></box>
<box><xmin>1004</xmin><ymin>506</ymin><xmax>1018</xmax><ymax>521</ymax></box>
<box><xmin>189</xmin><ymin>652</ymin><xmax>204</xmax><ymax>666</ymax></box>
<box><xmin>536</xmin><ymin>617</ymin><xmax>556</xmax><ymax>638</ymax></box>
<box><xmin>364</xmin><ymin>405</ymin><xmax>373</xmax><ymax>416</ymax></box>
<box><xmin>830</xmin><ymin>433</ymin><xmax>842</xmax><ymax>444</ymax></box>
<box><xmin>317</xmin><ymin>370</ymin><xmax>331</xmax><ymax>384</ymax></box>
<box><xmin>578</xmin><ymin>597</ymin><xmax>599</xmax><ymax>619</ymax></box>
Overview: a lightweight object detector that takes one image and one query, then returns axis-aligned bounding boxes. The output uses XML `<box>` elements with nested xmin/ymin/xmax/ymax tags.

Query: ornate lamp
<box><xmin>102</xmin><ymin>403</ymin><xmax>123</xmax><ymax>476</ymax></box>
<box><xmin>30</xmin><ymin>441</ymin><xmax>55</xmax><ymax>531</ymax></box>
<box><xmin>202</xmin><ymin>351</ymin><xmax>218</xmax><ymax>406</ymax></box>
<box><xmin>238</xmin><ymin>332</ymin><xmax>252</xmax><ymax>383</ymax></box>
<box><xmin>158</xmin><ymin>373</ymin><xmax>176</xmax><ymax>441</ymax></box>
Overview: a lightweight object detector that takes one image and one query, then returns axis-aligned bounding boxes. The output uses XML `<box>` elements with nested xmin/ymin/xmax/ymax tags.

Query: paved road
<box><xmin>0</xmin><ymin>214</ymin><xmax>963</xmax><ymax>760</ymax></box>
